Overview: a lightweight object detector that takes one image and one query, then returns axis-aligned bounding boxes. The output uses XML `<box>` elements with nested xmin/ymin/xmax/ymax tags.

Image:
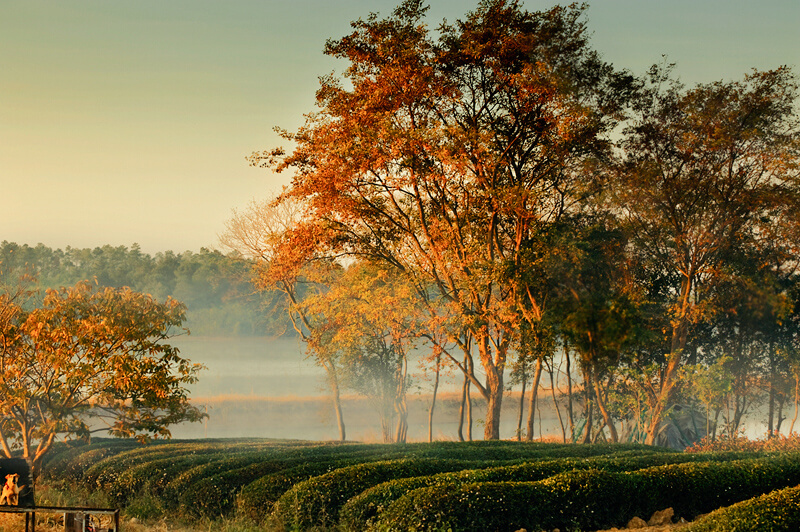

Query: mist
<box><xmin>167</xmin><ymin>335</ymin><xmax>566</xmax><ymax>442</ymax></box>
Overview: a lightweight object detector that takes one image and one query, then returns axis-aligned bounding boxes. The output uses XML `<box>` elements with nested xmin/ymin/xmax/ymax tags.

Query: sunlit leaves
<box><xmin>0</xmin><ymin>280</ymin><xmax>204</xmax><ymax>474</ymax></box>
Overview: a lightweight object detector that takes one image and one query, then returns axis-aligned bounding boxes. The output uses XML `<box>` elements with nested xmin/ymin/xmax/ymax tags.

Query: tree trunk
<box><xmin>645</xmin><ymin>280</ymin><xmax>693</xmax><ymax>445</ymax></box>
<box><xmin>516</xmin><ymin>369</ymin><xmax>527</xmax><ymax>441</ymax></box>
<box><xmin>395</xmin><ymin>397</ymin><xmax>408</xmax><ymax>444</ymax></box>
<box><xmin>477</xmin><ymin>332</ymin><xmax>505</xmax><ymax>440</ymax></box>
<box><xmin>776</xmin><ymin>394</ymin><xmax>786</xmax><ymax>436</ymax></box>
<box><xmin>428</xmin><ymin>354</ymin><xmax>441</xmax><ymax>443</ymax></box>
<box><xmin>566</xmin><ymin>351</ymin><xmax>575</xmax><ymax>442</ymax></box>
<box><xmin>394</xmin><ymin>352</ymin><xmax>409</xmax><ymax>443</ymax></box>
<box><xmin>593</xmin><ymin>371</ymin><xmax>618</xmax><ymax>443</ymax></box>
<box><xmin>580</xmin><ymin>378</ymin><xmax>593</xmax><ymax>444</ymax></box>
<box><xmin>484</xmin><ymin>367</ymin><xmax>504</xmax><ymax>440</ymax></box>
<box><xmin>458</xmin><ymin>373</ymin><xmax>469</xmax><ymax>442</ymax></box>
<box><xmin>547</xmin><ymin>359</ymin><xmax>566</xmax><ymax>442</ymax></box>
<box><xmin>525</xmin><ymin>356</ymin><xmax>544</xmax><ymax>441</ymax></box>
<box><xmin>327</xmin><ymin>365</ymin><xmax>346</xmax><ymax>442</ymax></box>
<box><xmin>466</xmin><ymin>379</ymin><xmax>473</xmax><ymax>441</ymax></box>
<box><xmin>768</xmin><ymin>343</ymin><xmax>777</xmax><ymax>438</ymax></box>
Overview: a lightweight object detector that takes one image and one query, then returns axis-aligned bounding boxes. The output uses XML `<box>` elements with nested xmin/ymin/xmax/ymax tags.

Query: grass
<box><xmin>35</xmin><ymin>480</ymin><xmax>273</xmax><ymax>532</ymax></box>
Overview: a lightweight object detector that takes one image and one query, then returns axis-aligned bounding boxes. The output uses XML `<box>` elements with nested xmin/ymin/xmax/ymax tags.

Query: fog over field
<box><xmin>167</xmin><ymin>336</ymin><xmax>561</xmax><ymax>442</ymax></box>
<box><xmin>166</xmin><ymin>336</ymin><xmax>768</xmax><ymax>444</ymax></box>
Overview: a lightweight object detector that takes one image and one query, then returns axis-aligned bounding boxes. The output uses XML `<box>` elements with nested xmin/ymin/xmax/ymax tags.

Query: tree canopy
<box><xmin>245</xmin><ymin>0</ymin><xmax>800</xmax><ymax>443</ymax></box>
<box><xmin>0</xmin><ymin>242</ymin><xmax>279</xmax><ymax>337</ymax></box>
<box><xmin>0</xmin><ymin>280</ymin><xmax>205</xmax><ymax>474</ymax></box>
<box><xmin>253</xmin><ymin>0</ymin><xmax>637</xmax><ymax>440</ymax></box>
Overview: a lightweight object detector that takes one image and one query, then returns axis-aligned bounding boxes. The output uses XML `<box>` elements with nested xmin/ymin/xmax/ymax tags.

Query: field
<box><xmin>28</xmin><ymin>436</ymin><xmax>800</xmax><ymax>531</ymax></box>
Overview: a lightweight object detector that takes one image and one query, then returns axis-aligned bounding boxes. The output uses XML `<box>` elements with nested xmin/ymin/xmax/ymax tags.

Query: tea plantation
<box><xmin>40</xmin><ymin>438</ymin><xmax>800</xmax><ymax>531</ymax></box>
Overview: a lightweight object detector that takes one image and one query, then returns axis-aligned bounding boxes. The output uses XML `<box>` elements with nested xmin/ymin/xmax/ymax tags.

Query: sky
<box><xmin>2</xmin><ymin>0</ymin><xmax>798</xmax><ymax>256</ymax></box>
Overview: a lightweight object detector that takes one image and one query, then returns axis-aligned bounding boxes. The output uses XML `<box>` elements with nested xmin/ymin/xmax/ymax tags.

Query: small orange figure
<box><xmin>0</xmin><ymin>473</ymin><xmax>24</xmax><ymax>505</ymax></box>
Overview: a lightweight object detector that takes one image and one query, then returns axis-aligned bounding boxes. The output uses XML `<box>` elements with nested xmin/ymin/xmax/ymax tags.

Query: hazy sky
<box><xmin>2</xmin><ymin>1</ymin><xmax>798</xmax><ymax>255</ymax></box>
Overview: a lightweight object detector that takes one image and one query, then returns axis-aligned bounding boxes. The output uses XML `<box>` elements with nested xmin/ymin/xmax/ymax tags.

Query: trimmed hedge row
<box><xmin>408</xmin><ymin>440</ymin><xmax>671</xmax><ymax>462</ymax></box>
<box><xmin>687</xmin><ymin>484</ymin><xmax>800</xmax><ymax>532</ymax></box>
<box><xmin>378</xmin><ymin>469</ymin><xmax>637</xmax><ymax>532</ymax></box>
<box><xmin>338</xmin><ymin>458</ymin><xmax>581</xmax><ymax>531</ymax></box>
<box><xmin>240</xmin><ymin>442</ymin><xmax>670</xmax><ymax>523</ymax></box>
<box><xmin>337</xmin><ymin>451</ymin><xmax>721</xmax><ymax>531</ymax></box>
<box><xmin>44</xmin><ymin>438</ymin><xmax>705</xmax><ymax>526</ymax></box>
<box><xmin>84</xmin><ymin>442</ymin><xmax>230</xmax><ymax>489</ymax></box>
<box><xmin>43</xmin><ymin>439</ymin><xmax>143</xmax><ymax>480</ymax></box>
<box><xmin>87</xmin><ymin>440</ymin><xmax>319</xmax><ymax>505</ymax></box>
<box><xmin>160</xmin><ymin>452</ymin><xmax>300</xmax><ymax>511</ymax></box>
<box><xmin>106</xmin><ymin>454</ymin><xmax>228</xmax><ymax>504</ymax></box>
<box><xmin>374</xmin><ymin>455</ymin><xmax>800</xmax><ymax>531</ymax></box>
<box><xmin>273</xmin><ymin>458</ymin><xmax>494</xmax><ymax>530</ymax></box>
<box><xmin>635</xmin><ymin>455</ymin><xmax>800</xmax><ymax>520</ymax></box>
<box><xmin>171</xmin><ymin>442</ymin><xmax>415</xmax><ymax>517</ymax></box>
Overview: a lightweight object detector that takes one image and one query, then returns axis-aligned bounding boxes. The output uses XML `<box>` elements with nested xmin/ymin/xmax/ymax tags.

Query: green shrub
<box><xmin>338</xmin><ymin>458</ymin><xmax>583</xmax><ymax>531</ymax></box>
<box><xmin>176</xmin><ymin>442</ymin><xmax>404</xmax><ymax>519</ymax></box>
<box><xmin>46</xmin><ymin>438</ymin><xmax>796</xmax><ymax>532</ymax></box>
<box><xmin>179</xmin><ymin>461</ymin><xmax>296</xmax><ymax>518</ymax></box>
<box><xmin>234</xmin><ymin>443</ymin><xmax>451</xmax><ymax>522</ymax></box>
<box><xmin>273</xmin><ymin>458</ymin><xmax>487</xmax><ymax>530</ymax></box>
<box><xmin>124</xmin><ymin>490</ymin><xmax>166</xmax><ymax>521</ymax></box>
<box><xmin>160</xmin><ymin>453</ymin><xmax>280</xmax><ymax>511</ymax></box>
<box><xmin>81</xmin><ymin>439</ymin><xmax>279</xmax><ymax>489</ymax></box>
<box><xmin>43</xmin><ymin>439</ymin><xmax>141</xmax><ymax>480</ymax></box>
<box><xmin>83</xmin><ymin>441</ymin><xmax>196</xmax><ymax>489</ymax></box>
<box><xmin>687</xmin><ymin>485</ymin><xmax>800</xmax><ymax>532</ymax></box>
<box><xmin>373</xmin><ymin>455</ymin><xmax>800</xmax><ymax>531</ymax></box>
<box><xmin>636</xmin><ymin>455</ymin><xmax>800</xmax><ymax>519</ymax></box>
<box><xmin>339</xmin><ymin>448</ymin><xmax>709</xmax><ymax>531</ymax></box>
<box><xmin>106</xmin><ymin>454</ymin><xmax>228</xmax><ymax>504</ymax></box>
<box><xmin>236</xmin><ymin>458</ymin><xmax>383</xmax><ymax>522</ymax></box>
<box><xmin>377</xmin><ymin>469</ymin><xmax>639</xmax><ymax>532</ymax></box>
<box><xmin>408</xmin><ymin>440</ymin><xmax>667</xmax><ymax>462</ymax></box>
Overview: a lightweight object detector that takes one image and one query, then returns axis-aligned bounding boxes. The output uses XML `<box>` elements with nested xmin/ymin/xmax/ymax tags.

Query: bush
<box><xmin>338</xmin><ymin>459</ymin><xmax>584</xmax><ymax>531</ymax></box>
<box><xmin>376</xmin><ymin>469</ymin><xmax>639</xmax><ymax>532</ymax></box>
<box><xmin>687</xmin><ymin>485</ymin><xmax>800</xmax><ymax>531</ymax></box>
<box><xmin>176</xmin><ymin>442</ymin><xmax>405</xmax><ymax>518</ymax></box>
<box><xmin>43</xmin><ymin>439</ymin><xmax>141</xmax><ymax>480</ymax></box>
<box><xmin>237</xmin><ymin>458</ymin><xmax>383</xmax><ymax>522</ymax></box>
<box><xmin>686</xmin><ymin>433</ymin><xmax>800</xmax><ymax>454</ymax></box>
<box><xmin>636</xmin><ymin>455</ymin><xmax>800</xmax><ymax>520</ymax></box>
<box><xmin>106</xmin><ymin>454</ymin><xmax>228</xmax><ymax>504</ymax></box>
<box><xmin>160</xmin><ymin>453</ymin><xmax>281</xmax><ymax>511</ymax></box>
<box><xmin>373</xmin><ymin>455</ymin><xmax>800</xmax><ymax>531</ymax></box>
<box><xmin>409</xmin><ymin>440</ymin><xmax>667</xmax><ymax>462</ymax></box>
<box><xmin>236</xmin><ymin>443</ymin><xmax>495</xmax><ymax>523</ymax></box>
<box><xmin>273</xmin><ymin>458</ymin><xmax>487</xmax><ymax>530</ymax></box>
<box><xmin>338</xmin><ymin>452</ymin><xmax>709</xmax><ymax>531</ymax></box>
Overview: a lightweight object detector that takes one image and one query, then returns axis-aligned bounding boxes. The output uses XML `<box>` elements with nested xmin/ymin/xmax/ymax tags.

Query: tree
<box><xmin>256</xmin><ymin>0</ymin><xmax>633</xmax><ymax>439</ymax></box>
<box><xmin>550</xmin><ymin>218</ymin><xmax>643</xmax><ymax>443</ymax></box>
<box><xmin>615</xmin><ymin>66</ymin><xmax>800</xmax><ymax>444</ymax></box>
<box><xmin>221</xmin><ymin>197</ymin><xmax>353</xmax><ymax>440</ymax></box>
<box><xmin>0</xmin><ymin>280</ymin><xmax>204</xmax><ymax>475</ymax></box>
<box><xmin>317</xmin><ymin>262</ymin><xmax>421</xmax><ymax>443</ymax></box>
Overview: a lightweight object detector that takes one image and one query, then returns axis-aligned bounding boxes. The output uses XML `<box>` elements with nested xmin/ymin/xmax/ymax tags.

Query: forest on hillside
<box><xmin>0</xmin><ymin>241</ymin><xmax>286</xmax><ymax>336</ymax></box>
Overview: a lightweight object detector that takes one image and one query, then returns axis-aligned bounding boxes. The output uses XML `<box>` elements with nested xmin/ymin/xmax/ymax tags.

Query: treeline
<box><xmin>0</xmin><ymin>241</ymin><xmax>286</xmax><ymax>336</ymax></box>
<box><xmin>226</xmin><ymin>1</ymin><xmax>800</xmax><ymax>447</ymax></box>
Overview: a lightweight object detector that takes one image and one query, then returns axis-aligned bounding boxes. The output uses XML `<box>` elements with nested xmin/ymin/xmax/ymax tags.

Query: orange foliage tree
<box><xmin>0</xmin><ymin>280</ymin><xmax>204</xmax><ymax>475</ymax></box>
<box><xmin>254</xmin><ymin>0</ymin><xmax>634</xmax><ymax>438</ymax></box>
